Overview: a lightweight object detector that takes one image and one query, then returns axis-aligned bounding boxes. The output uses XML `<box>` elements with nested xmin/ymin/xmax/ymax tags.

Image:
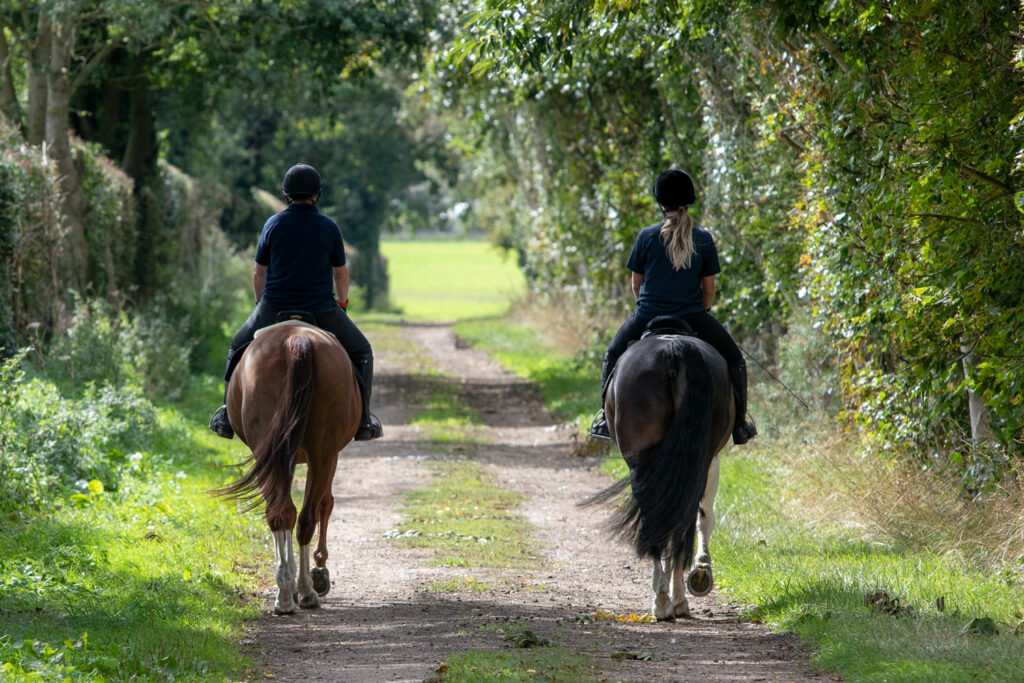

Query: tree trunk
<box><xmin>122</xmin><ymin>71</ymin><xmax>160</xmax><ymax>298</ymax></box>
<box><xmin>0</xmin><ymin>28</ymin><xmax>24</xmax><ymax>128</ymax></box>
<box><xmin>46</xmin><ymin>19</ymin><xmax>88</xmax><ymax>289</ymax></box>
<box><xmin>961</xmin><ymin>341</ymin><xmax>995</xmax><ymax>443</ymax></box>
<box><xmin>25</xmin><ymin>13</ymin><xmax>50</xmax><ymax>145</ymax></box>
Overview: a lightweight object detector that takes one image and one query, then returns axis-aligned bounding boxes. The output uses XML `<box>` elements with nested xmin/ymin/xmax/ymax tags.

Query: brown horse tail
<box><xmin>587</xmin><ymin>341</ymin><xmax>714</xmax><ymax>569</ymax></box>
<box><xmin>217</xmin><ymin>335</ymin><xmax>317</xmax><ymax>513</ymax></box>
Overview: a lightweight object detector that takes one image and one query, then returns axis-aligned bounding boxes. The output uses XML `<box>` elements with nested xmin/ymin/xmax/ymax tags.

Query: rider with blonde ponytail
<box><xmin>590</xmin><ymin>169</ymin><xmax>757</xmax><ymax>445</ymax></box>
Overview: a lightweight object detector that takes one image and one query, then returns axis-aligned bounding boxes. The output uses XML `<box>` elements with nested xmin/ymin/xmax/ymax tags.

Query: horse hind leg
<box><xmin>687</xmin><ymin>456</ymin><xmax>720</xmax><ymax>599</ymax></box>
<box><xmin>311</xmin><ymin>492</ymin><xmax>335</xmax><ymax>597</ymax></box>
<box><xmin>295</xmin><ymin>456</ymin><xmax>337</xmax><ymax>609</ymax></box>
<box><xmin>651</xmin><ymin>548</ymin><xmax>675</xmax><ymax>621</ymax></box>
<box><xmin>669</xmin><ymin>557</ymin><xmax>691</xmax><ymax>619</ymax></box>
<box><xmin>271</xmin><ymin>528</ymin><xmax>297</xmax><ymax>615</ymax></box>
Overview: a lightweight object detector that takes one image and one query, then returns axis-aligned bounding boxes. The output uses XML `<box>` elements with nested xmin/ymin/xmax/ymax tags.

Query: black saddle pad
<box><xmin>640</xmin><ymin>315</ymin><xmax>696</xmax><ymax>340</ymax></box>
<box><xmin>275</xmin><ymin>310</ymin><xmax>317</xmax><ymax>325</ymax></box>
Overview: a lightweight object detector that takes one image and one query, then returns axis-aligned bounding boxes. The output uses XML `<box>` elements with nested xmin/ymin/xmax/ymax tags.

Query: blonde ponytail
<box><xmin>660</xmin><ymin>207</ymin><xmax>695</xmax><ymax>270</ymax></box>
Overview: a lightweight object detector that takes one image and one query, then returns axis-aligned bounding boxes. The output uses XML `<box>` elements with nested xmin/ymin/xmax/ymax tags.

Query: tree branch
<box><xmin>70</xmin><ymin>41</ymin><xmax>120</xmax><ymax>96</ymax></box>
<box><xmin>958</xmin><ymin>163</ymin><xmax>1014</xmax><ymax>196</ymax></box>
<box><xmin>777</xmin><ymin>128</ymin><xmax>806</xmax><ymax>154</ymax></box>
<box><xmin>907</xmin><ymin>213</ymin><xmax>985</xmax><ymax>226</ymax></box>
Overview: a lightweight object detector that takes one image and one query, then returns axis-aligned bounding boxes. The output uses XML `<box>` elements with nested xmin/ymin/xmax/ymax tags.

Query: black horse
<box><xmin>589</xmin><ymin>327</ymin><xmax>733</xmax><ymax>620</ymax></box>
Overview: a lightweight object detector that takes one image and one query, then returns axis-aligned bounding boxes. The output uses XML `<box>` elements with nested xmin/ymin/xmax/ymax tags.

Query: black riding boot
<box><xmin>728</xmin><ymin>361</ymin><xmax>757</xmax><ymax>445</ymax></box>
<box><xmin>588</xmin><ymin>356</ymin><xmax>614</xmax><ymax>440</ymax></box>
<box><xmin>353</xmin><ymin>357</ymin><xmax>383</xmax><ymax>441</ymax></box>
<box><xmin>209</xmin><ymin>405</ymin><xmax>234</xmax><ymax>439</ymax></box>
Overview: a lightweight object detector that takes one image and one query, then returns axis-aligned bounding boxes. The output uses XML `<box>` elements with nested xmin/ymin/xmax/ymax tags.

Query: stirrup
<box><xmin>208</xmin><ymin>405</ymin><xmax>234</xmax><ymax>439</ymax></box>
<box><xmin>588</xmin><ymin>410</ymin><xmax>612</xmax><ymax>441</ymax></box>
<box><xmin>732</xmin><ymin>420</ymin><xmax>757</xmax><ymax>445</ymax></box>
<box><xmin>355</xmin><ymin>414</ymin><xmax>383</xmax><ymax>441</ymax></box>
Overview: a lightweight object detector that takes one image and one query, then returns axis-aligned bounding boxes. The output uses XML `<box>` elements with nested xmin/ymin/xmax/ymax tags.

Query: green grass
<box><xmin>707</xmin><ymin>449</ymin><xmax>1024</xmax><ymax>681</ymax></box>
<box><xmin>0</xmin><ymin>378</ymin><xmax>265</xmax><ymax>681</ymax></box>
<box><xmin>380</xmin><ymin>240</ymin><xmax>527</xmax><ymax>322</ymax></box>
<box><xmin>392</xmin><ymin>460</ymin><xmax>537</xmax><ymax>569</ymax></box>
<box><xmin>400</xmin><ymin>371</ymin><xmax>486</xmax><ymax>443</ymax></box>
<box><xmin>428</xmin><ymin>647</ymin><xmax>599</xmax><ymax>682</ymax></box>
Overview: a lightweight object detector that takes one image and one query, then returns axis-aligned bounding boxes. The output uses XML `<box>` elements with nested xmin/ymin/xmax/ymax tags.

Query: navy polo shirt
<box><xmin>255</xmin><ymin>204</ymin><xmax>346</xmax><ymax>309</ymax></box>
<box><xmin>626</xmin><ymin>223</ymin><xmax>721</xmax><ymax>317</ymax></box>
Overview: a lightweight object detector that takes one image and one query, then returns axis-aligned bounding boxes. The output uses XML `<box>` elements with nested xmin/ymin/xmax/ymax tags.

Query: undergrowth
<box><xmin>0</xmin><ymin>381</ymin><xmax>264</xmax><ymax>680</ymax></box>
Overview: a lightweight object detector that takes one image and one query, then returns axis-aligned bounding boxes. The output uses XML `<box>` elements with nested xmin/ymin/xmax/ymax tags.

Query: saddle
<box><xmin>225</xmin><ymin>310</ymin><xmax>338</xmax><ymax>382</ymax></box>
<box><xmin>640</xmin><ymin>315</ymin><xmax>696</xmax><ymax>340</ymax></box>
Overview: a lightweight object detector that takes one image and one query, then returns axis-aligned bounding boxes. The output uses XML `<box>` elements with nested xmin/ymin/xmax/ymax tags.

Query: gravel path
<box><xmin>244</xmin><ymin>323</ymin><xmax>828</xmax><ymax>682</ymax></box>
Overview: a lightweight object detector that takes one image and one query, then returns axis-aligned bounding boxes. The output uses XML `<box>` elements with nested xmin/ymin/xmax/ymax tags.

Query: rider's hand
<box><xmin>338</xmin><ymin>298</ymin><xmax>349</xmax><ymax>310</ymax></box>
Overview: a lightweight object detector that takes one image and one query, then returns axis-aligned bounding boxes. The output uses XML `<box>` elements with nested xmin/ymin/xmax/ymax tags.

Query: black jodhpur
<box><xmin>600</xmin><ymin>310</ymin><xmax>753</xmax><ymax>443</ymax></box>
<box><xmin>225</xmin><ymin>300</ymin><xmax>375</xmax><ymax>426</ymax></box>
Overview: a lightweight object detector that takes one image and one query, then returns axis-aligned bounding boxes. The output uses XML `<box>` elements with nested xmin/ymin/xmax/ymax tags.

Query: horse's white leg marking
<box><xmin>652</xmin><ymin>556</ymin><xmax>674</xmax><ymax>621</ymax></box>
<box><xmin>696</xmin><ymin>455</ymin><xmax>720</xmax><ymax>563</ymax></box>
<box><xmin>296</xmin><ymin>543</ymin><xmax>320</xmax><ymax>609</ymax></box>
<box><xmin>670</xmin><ymin>560</ymin><xmax>691</xmax><ymax>618</ymax></box>
<box><xmin>272</xmin><ymin>530</ymin><xmax>297</xmax><ymax>615</ymax></box>
<box><xmin>686</xmin><ymin>455</ymin><xmax>719</xmax><ymax>600</ymax></box>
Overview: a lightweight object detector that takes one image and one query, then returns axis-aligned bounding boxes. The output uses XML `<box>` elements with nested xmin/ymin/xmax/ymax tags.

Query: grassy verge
<box><xmin>0</xmin><ymin>377</ymin><xmax>265</xmax><ymax>681</ymax></box>
<box><xmin>464</xmin><ymin>312</ymin><xmax>1024</xmax><ymax>682</ymax></box>
<box><xmin>392</xmin><ymin>460</ymin><xmax>537</xmax><ymax>571</ymax></box>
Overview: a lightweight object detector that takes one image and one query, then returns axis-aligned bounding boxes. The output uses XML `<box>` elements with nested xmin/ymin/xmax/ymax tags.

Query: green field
<box><xmin>381</xmin><ymin>240</ymin><xmax>527</xmax><ymax>321</ymax></box>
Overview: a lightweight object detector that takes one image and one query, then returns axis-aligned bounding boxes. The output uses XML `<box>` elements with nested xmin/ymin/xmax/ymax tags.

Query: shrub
<box><xmin>0</xmin><ymin>352</ymin><xmax>159</xmax><ymax>512</ymax></box>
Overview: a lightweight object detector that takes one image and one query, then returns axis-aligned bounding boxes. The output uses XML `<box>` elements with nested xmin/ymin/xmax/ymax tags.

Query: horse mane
<box><xmin>215</xmin><ymin>335</ymin><xmax>317</xmax><ymax>513</ymax></box>
<box><xmin>583</xmin><ymin>339</ymin><xmax>715</xmax><ymax>569</ymax></box>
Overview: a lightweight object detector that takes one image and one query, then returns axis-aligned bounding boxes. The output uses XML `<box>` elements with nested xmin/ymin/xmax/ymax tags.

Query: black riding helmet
<box><xmin>653</xmin><ymin>169</ymin><xmax>696</xmax><ymax>210</ymax></box>
<box><xmin>282</xmin><ymin>163</ymin><xmax>322</xmax><ymax>199</ymax></box>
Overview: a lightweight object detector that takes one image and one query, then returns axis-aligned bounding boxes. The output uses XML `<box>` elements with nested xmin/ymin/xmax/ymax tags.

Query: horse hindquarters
<box><xmin>617</xmin><ymin>342</ymin><xmax>715</xmax><ymax>571</ymax></box>
<box><xmin>222</xmin><ymin>334</ymin><xmax>318</xmax><ymax>614</ymax></box>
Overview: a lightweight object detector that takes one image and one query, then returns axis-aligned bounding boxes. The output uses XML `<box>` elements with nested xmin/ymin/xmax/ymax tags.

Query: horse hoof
<box><xmin>299</xmin><ymin>593</ymin><xmax>321</xmax><ymax>610</ymax></box>
<box><xmin>674</xmin><ymin>601</ymin><xmax>692</xmax><ymax>619</ymax></box>
<box><xmin>311</xmin><ymin>566</ymin><xmax>331</xmax><ymax>596</ymax></box>
<box><xmin>654</xmin><ymin>595</ymin><xmax>675</xmax><ymax>621</ymax></box>
<box><xmin>274</xmin><ymin>601</ymin><xmax>296</xmax><ymax>615</ymax></box>
<box><xmin>687</xmin><ymin>564</ymin><xmax>714</xmax><ymax>597</ymax></box>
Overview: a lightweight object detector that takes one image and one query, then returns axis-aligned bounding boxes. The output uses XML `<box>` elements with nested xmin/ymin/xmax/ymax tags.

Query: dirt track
<box><xmin>244</xmin><ymin>323</ymin><xmax>828</xmax><ymax>682</ymax></box>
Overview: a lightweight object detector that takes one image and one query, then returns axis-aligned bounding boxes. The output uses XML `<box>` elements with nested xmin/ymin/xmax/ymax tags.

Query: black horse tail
<box><xmin>216</xmin><ymin>335</ymin><xmax>317</xmax><ymax>514</ymax></box>
<box><xmin>586</xmin><ymin>342</ymin><xmax>714</xmax><ymax>570</ymax></box>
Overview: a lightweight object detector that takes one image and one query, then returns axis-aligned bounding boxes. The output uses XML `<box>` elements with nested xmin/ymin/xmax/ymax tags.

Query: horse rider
<box><xmin>209</xmin><ymin>163</ymin><xmax>383</xmax><ymax>442</ymax></box>
<box><xmin>589</xmin><ymin>169</ymin><xmax>757</xmax><ymax>445</ymax></box>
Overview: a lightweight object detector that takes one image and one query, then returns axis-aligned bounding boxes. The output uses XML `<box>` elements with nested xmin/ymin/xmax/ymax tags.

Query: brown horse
<box><xmin>588</xmin><ymin>332</ymin><xmax>733</xmax><ymax>620</ymax></box>
<box><xmin>218</xmin><ymin>323</ymin><xmax>361</xmax><ymax>615</ymax></box>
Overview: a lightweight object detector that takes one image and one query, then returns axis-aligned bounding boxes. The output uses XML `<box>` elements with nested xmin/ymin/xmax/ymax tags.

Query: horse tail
<box><xmin>217</xmin><ymin>335</ymin><xmax>317</xmax><ymax>513</ymax></box>
<box><xmin>587</xmin><ymin>342</ymin><xmax>714</xmax><ymax>570</ymax></box>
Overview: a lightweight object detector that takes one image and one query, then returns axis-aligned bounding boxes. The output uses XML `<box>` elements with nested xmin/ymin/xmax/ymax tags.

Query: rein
<box><xmin>736</xmin><ymin>342</ymin><xmax>811</xmax><ymax>411</ymax></box>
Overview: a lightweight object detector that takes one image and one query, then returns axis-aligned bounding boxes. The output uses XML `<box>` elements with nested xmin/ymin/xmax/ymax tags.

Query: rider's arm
<box><xmin>253</xmin><ymin>263</ymin><xmax>267</xmax><ymax>303</ymax></box>
<box><xmin>701</xmin><ymin>275</ymin><xmax>716</xmax><ymax>310</ymax></box>
<box><xmin>333</xmin><ymin>265</ymin><xmax>350</xmax><ymax>305</ymax></box>
<box><xmin>631</xmin><ymin>271</ymin><xmax>643</xmax><ymax>300</ymax></box>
